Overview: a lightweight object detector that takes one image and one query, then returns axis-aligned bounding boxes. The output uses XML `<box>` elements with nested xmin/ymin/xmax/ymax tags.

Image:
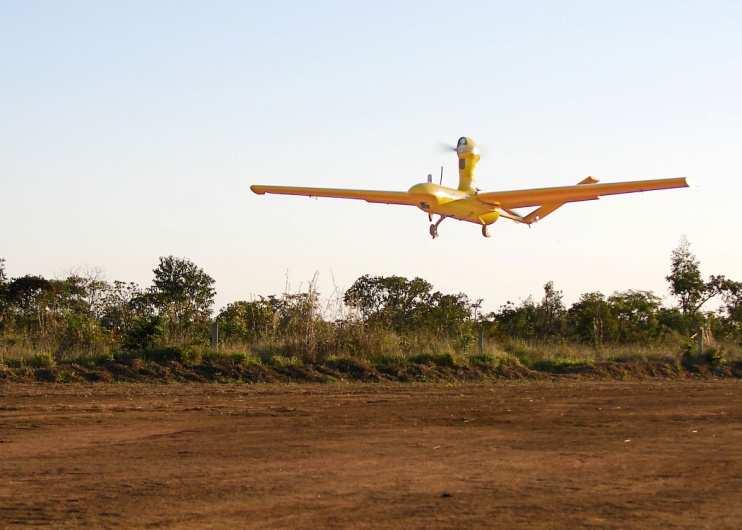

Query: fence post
<box><xmin>697</xmin><ymin>326</ymin><xmax>704</xmax><ymax>354</ymax></box>
<box><xmin>210</xmin><ymin>321</ymin><xmax>219</xmax><ymax>352</ymax></box>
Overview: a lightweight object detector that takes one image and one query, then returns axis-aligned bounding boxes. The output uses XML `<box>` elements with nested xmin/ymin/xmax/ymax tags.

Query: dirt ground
<box><xmin>1</xmin><ymin>381</ymin><xmax>741</xmax><ymax>529</ymax></box>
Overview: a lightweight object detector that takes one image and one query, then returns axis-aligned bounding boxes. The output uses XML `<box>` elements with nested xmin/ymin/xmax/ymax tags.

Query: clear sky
<box><xmin>2</xmin><ymin>1</ymin><xmax>740</xmax><ymax>312</ymax></box>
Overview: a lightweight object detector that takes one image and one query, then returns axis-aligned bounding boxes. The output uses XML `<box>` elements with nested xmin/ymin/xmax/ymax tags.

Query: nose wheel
<box><xmin>481</xmin><ymin>225</ymin><xmax>491</xmax><ymax>238</ymax></box>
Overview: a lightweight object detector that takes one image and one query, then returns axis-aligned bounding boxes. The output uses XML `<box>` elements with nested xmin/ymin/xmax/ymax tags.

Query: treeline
<box><xmin>0</xmin><ymin>238</ymin><xmax>740</xmax><ymax>362</ymax></box>
<box><xmin>487</xmin><ymin>239</ymin><xmax>740</xmax><ymax>345</ymax></box>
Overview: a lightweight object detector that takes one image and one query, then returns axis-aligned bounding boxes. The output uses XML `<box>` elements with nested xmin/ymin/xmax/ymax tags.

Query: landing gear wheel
<box><xmin>429</xmin><ymin>215</ymin><xmax>446</xmax><ymax>239</ymax></box>
<box><xmin>481</xmin><ymin>225</ymin><xmax>491</xmax><ymax>238</ymax></box>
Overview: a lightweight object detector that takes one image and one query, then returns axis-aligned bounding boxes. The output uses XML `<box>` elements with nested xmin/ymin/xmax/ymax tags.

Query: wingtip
<box><xmin>250</xmin><ymin>185</ymin><xmax>265</xmax><ymax>195</ymax></box>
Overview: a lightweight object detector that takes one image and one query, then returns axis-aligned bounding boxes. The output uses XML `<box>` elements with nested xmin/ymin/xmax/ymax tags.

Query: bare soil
<box><xmin>1</xmin><ymin>381</ymin><xmax>741</xmax><ymax>529</ymax></box>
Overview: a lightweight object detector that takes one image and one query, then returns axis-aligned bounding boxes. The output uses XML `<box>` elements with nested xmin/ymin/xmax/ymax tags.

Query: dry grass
<box><xmin>497</xmin><ymin>338</ymin><xmax>685</xmax><ymax>364</ymax></box>
<box><xmin>2</xmin><ymin>326</ymin><xmax>740</xmax><ymax>373</ymax></box>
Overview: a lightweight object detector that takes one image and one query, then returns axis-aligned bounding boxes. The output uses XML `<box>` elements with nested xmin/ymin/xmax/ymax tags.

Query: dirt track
<box><xmin>1</xmin><ymin>381</ymin><xmax>741</xmax><ymax>529</ymax></box>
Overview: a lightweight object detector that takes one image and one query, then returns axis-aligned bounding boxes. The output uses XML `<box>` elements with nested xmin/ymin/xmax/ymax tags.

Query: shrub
<box><xmin>324</xmin><ymin>355</ymin><xmax>373</xmax><ymax>377</ymax></box>
<box><xmin>205</xmin><ymin>350</ymin><xmax>261</xmax><ymax>366</ymax></box>
<box><xmin>123</xmin><ymin>316</ymin><xmax>164</xmax><ymax>351</ymax></box>
<box><xmin>144</xmin><ymin>346</ymin><xmax>203</xmax><ymax>365</ymax></box>
<box><xmin>704</xmin><ymin>346</ymin><xmax>725</xmax><ymax>366</ymax></box>
<box><xmin>269</xmin><ymin>355</ymin><xmax>303</xmax><ymax>368</ymax></box>
<box><xmin>28</xmin><ymin>352</ymin><xmax>56</xmax><ymax>369</ymax></box>
<box><xmin>528</xmin><ymin>358</ymin><xmax>592</xmax><ymax>373</ymax></box>
<box><xmin>76</xmin><ymin>352</ymin><xmax>114</xmax><ymax>368</ymax></box>
<box><xmin>408</xmin><ymin>352</ymin><xmax>458</xmax><ymax>368</ymax></box>
<box><xmin>468</xmin><ymin>353</ymin><xmax>498</xmax><ymax>368</ymax></box>
<box><xmin>370</xmin><ymin>353</ymin><xmax>408</xmax><ymax>373</ymax></box>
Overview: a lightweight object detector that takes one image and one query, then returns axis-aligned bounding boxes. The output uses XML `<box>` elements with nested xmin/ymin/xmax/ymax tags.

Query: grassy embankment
<box><xmin>2</xmin><ymin>334</ymin><xmax>740</xmax><ymax>383</ymax></box>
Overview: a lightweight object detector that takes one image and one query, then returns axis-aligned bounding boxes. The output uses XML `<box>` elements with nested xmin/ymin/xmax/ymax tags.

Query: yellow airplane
<box><xmin>251</xmin><ymin>137</ymin><xmax>688</xmax><ymax>239</ymax></box>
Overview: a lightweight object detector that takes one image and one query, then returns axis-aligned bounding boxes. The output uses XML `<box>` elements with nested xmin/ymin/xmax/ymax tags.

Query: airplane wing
<box><xmin>477</xmin><ymin>177</ymin><xmax>688</xmax><ymax>209</ymax></box>
<box><xmin>250</xmin><ymin>185</ymin><xmax>420</xmax><ymax>206</ymax></box>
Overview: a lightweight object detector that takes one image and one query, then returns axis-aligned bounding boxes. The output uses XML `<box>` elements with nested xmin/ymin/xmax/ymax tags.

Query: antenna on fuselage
<box><xmin>439</xmin><ymin>166</ymin><xmax>443</xmax><ymax>185</ymax></box>
<box><xmin>427</xmin><ymin>173</ymin><xmax>432</xmax><ymax>183</ymax></box>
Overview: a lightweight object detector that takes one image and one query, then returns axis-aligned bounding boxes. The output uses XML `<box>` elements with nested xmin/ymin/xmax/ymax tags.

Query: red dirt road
<box><xmin>1</xmin><ymin>381</ymin><xmax>741</xmax><ymax>529</ymax></box>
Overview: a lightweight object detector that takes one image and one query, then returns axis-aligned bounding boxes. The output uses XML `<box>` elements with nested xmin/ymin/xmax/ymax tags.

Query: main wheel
<box><xmin>429</xmin><ymin>224</ymin><xmax>438</xmax><ymax>239</ymax></box>
<box><xmin>481</xmin><ymin>225</ymin><xmax>491</xmax><ymax>238</ymax></box>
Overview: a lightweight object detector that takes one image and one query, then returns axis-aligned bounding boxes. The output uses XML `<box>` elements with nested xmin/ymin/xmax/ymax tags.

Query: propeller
<box><xmin>437</xmin><ymin>142</ymin><xmax>458</xmax><ymax>153</ymax></box>
<box><xmin>437</xmin><ymin>141</ymin><xmax>488</xmax><ymax>156</ymax></box>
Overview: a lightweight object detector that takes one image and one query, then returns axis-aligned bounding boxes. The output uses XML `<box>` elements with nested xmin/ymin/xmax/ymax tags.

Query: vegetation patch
<box><xmin>323</xmin><ymin>355</ymin><xmax>377</xmax><ymax>380</ymax></box>
<box><xmin>526</xmin><ymin>358</ymin><xmax>594</xmax><ymax>374</ymax></box>
<box><xmin>408</xmin><ymin>352</ymin><xmax>459</xmax><ymax>368</ymax></box>
<box><xmin>468</xmin><ymin>353</ymin><xmax>499</xmax><ymax>368</ymax></box>
<box><xmin>0</xmin><ymin>348</ymin><xmax>738</xmax><ymax>384</ymax></box>
<box><xmin>0</xmin><ymin>239</ymin><xmax>740</xmax><ymax>384</ymax></box>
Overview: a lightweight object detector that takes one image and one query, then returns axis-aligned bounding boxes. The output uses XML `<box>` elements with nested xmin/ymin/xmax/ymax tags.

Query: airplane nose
<box><xmin>456</xmin><ymin>137</ymin><xmax>477</xmax><ymax>156</ymax></box>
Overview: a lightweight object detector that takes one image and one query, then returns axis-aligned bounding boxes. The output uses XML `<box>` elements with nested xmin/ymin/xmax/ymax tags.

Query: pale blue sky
<box><xmin>2</xmin><ymin>1</ymin><xmax>740</xmax><ymax>311</ymax></box>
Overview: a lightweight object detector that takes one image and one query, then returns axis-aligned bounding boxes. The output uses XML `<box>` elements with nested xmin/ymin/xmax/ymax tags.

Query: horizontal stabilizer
<box><xmin>522</xmin><ymin>177</ymin><xmax>600</xmax><ymax>224</ymax></box>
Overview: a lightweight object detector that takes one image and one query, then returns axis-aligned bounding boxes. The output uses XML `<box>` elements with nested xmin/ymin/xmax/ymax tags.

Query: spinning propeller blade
<box><xmin>436</xmin><ymin>142</ymin><xmax>457</xmax><ymax>153</ymax></box>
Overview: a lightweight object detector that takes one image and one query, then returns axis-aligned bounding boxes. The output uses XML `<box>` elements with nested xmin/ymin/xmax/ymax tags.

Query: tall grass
<box><xmin>5</xmin><ymin>323</ymin><xmax>740</xmax><ymax>371</ymax></box>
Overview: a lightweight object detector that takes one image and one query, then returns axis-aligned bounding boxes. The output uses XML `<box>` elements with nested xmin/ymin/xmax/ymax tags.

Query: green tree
<box><xmin>566</xmin><ymin>292</ymin><xmax>616</xmax><ymax>345</ymax></box>
<box><xmin>150</xmin><ymin>256</ymin><xmax>216</xmax><ymax>342</ymax></box>
<box><xmin>719</xmin><ymin>281</ymin><xmax>742</xmax><ymax>339</ymax></box>
<box><xmin>99</xmin><ymin>281</ymin><xmax>150</xmax><ymax>341</ymax></box>
<box><xmin>666</xmin><ymin>237</ymin><xmax>704</xmax><ymax>317</ymax></box>
<box><xmin>344</xmin><ymin>275</ymin><xmax>477</xmax><ymax>341</ymax></box>
<box><xmin>666</xmin><ymin>237</ymin><xmax>734</xmax><ymax>331</ymax></box>
<box><xmin>534</xmin><ymin>281</ymin><xmax>565</xmax><ymax>340</ymax></box>
<box><xmin>218</xmin><ymin>300</ymin><xmax>272</xmax><ymax>342</ymax></box>
<box><xmin>492</xmin><ymin>297</ymin><xmax>538</xmax><ymax>340</ymax></box>
<box><xmin>4</xmin><ymin>275</ymin><xmax>53</xmax><ymax>334</ymax></box>
<box><xmin>344</xmin><ymin>275</ymin><xmax>433</xmax><ymax>332</ymax></box>
<box><xmin>122</xmin><ymin>315</ymin><xmax>164</xmax><ymax>351</ymax></box>
<box><xmin>47</xmin><ymin>276</ymin><xmax>108</xmax><ymax>354</ymax></box>
<box><xmin>421</xmin><ymin>291</ymin><xmax>477</xmax><ymax>339</ymax></box>
<box><xmin>216</xmin><ymin>295</ymin><xmax>320</xmax><ymax>343</ymax></box>
<box><xmin>607</xmin><ymin>290</ymin><xmax>662</xmax><ymax>343</ymax></box>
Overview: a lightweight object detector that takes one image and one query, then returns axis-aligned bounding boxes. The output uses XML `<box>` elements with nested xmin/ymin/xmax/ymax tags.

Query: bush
<box><xmin>123</xmin><ymin>316</ymin><xmax>164</xmax><ymax>351</ymax></box>
<box><xmin>324</xmin><ymin>355</ymin><xmax>373</xmax><ymax>377</ymax></box>
<box><xmin>528</xmin><ymin>358</ymin><xmax>592</xmax><ymax>373</ymax></box>
<box><xmin>27</xmin><ymin>352</ymin><xmax>56</xmax><ymax>369</ymax></box>
<box><xmin>705</xmin><ymin>346</ymin><xmax>725</xmax><ymax>366</ymax></box>
<box><xmin>468</xmin><ymin>353</ymin><xmax>498</xmax><ymax>368</ymax></box>
<box><xmin>204</xmin><ymin>350</ymin><xmax>261</xmax><ymax>366</ymax></box>
<box><xmin>269</xmin><ymin>355</ymin><xmax>303</xmax><ymax>368</ymax></box>
<box><xmin>144</xmin><ymin>346</ymin><xmax>203</xmax><ymax>365</ymax></box>
<box><xmin>370</xmin><ymin>353</ymin><xmax>408</xmax><ymax>373</ymax></box>
<box><xmin>408</xmin><ymin>352</ymin><xmax>458</xmax><ymax>368</ymax></box>
<box><xmin>76</xmin><ymin>352</ymin><xmax>115</xmax><ymax>368</ymax></box>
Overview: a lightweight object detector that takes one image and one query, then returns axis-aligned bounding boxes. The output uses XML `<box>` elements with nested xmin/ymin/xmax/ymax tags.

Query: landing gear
<box><xmin>481</xmin><ymin>224</ymin><xmax>491</xmax><ymax>238</ymax></box>
<box><xmin>429</xmin><ymin>216</ymin><xmax>446</xmax><ymax>239</ymax></box>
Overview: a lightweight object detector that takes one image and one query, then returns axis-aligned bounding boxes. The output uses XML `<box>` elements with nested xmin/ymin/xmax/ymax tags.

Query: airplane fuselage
<box><xmin>407</xmin><ymin>182</ymin><xmax>501</xmax><ymax>226</ymax></box>
<box><xmin>406</xmin><ymin>137</ymin><xmax>501</xmax><ymax>226</ymax></box>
